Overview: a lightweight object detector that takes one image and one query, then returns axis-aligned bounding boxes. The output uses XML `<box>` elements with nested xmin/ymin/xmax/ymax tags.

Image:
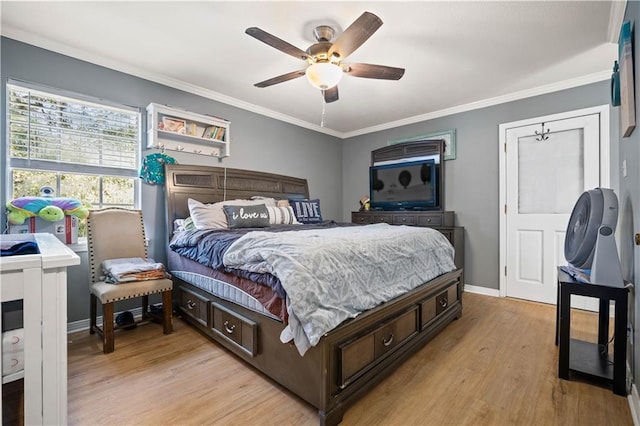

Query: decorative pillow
<box><xmin>183</xmin><ymin>216</ymin><xmax>195</xmax><ymax>230</ymax></box>
<box><xmin>188</xmin><ymin>198</ymin><xmax>271</xmax><ymax>229</ymax></box>
<box><xmin>267</xmin><ymin>206</ymin><xmax>301</xmax><ymax>225</ymax></box>
<box><xmin>188</xmin><ymin>198</ymin><xmax>227</xmax><ymax>229</ymax></box>
<box><xmin>250</xmin><ymin>196</ymin><xmax>277</xmax><ymax>207</ymax></box>
<box><xmin>223</xmin><ymin>204</ymin><xmax>270</xmax><ymax>229</ymax></box>
<box><xmin>174</xmin><ymin>217</ymin><xmax>196</xmax><ymax>233</ymax></box>
<box><xmin>173</xmin><ymin>219</ymin><xmax>186</xmax><ymax>233</ymax></box>
<box><xmin>289</xmin><ymin>199</ymin><xmax>323</xmax><ymax>224</ymax></box>
<box><xmin>276</xmin><ymin>199</ymin><xmax>290</xmax><ymax>208</ymax></box>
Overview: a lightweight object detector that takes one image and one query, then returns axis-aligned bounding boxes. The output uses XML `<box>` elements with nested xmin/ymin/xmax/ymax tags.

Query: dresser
<box><xmin>351</xmin><ymin>210</ymin><xmax>464</xmax><ymax>284</ymax></box>
<box><xmin>0</xmin><ymin>233</ymin><xmax>80</xmax><ymax>425</ymax></box>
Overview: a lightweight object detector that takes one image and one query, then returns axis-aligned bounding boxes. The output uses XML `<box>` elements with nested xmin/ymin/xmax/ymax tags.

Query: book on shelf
<box><xmin>202</xmin><ymin>125</ymin><xmax>226</xmax><ymax>141</ymax></box>
<box><xmin>186</xmin><ymin>123</ymin><xmax>198</xmax><ymax>136</ymax></box>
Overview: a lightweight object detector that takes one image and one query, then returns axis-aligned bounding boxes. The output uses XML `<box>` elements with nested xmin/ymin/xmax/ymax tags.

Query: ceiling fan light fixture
<box><xmin>305</xmin><ymin>62</ymin><xmax>343</xmax><ymax>90</ymax></box>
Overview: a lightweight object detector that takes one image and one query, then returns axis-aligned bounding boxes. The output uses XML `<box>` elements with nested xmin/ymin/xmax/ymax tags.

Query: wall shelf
<box><xmin>146</xmin><ymin>103</ymin><xmax>230</xmax><ymax>159</ymax></box>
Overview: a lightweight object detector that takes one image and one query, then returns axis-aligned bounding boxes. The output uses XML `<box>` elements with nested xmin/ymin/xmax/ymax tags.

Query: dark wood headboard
<box><xmin>164</xmin><ymin>164</ymin><xmax>309</xmax><ymax>240</ymax></box>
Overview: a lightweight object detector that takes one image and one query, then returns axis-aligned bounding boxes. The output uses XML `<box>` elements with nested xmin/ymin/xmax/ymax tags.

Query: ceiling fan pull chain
<box><xmin>321</xmin><ymin>91</ymin><xmax>327</xmax><ymax>127</ymax></box>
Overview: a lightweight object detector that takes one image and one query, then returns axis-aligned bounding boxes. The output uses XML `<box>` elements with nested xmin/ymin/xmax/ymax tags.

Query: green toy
<box><xmin>7</xmin><ymin>196</ymin><xmax>89</xmax><ymax>225</ymax></box>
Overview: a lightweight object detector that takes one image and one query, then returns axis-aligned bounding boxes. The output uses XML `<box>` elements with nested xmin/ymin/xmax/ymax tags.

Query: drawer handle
<box><xmin>223</xmin><ymin>320</ymin><xmax>236</xmax><ymax>334</ymax></box>
<box><xmin>440</xmin><ymin>297</ymin><xmax>448</xmax><ymax>309</ymax></box>
<box><xmin>382</xmin><ymin>334</ymin><xmax>394</xmax><ymax>347</ymax></box>
<box><xmin>186</xmin><ymin>299</ymin><xmax>196</xmax><ymax>310</ymax></box>
<box><xmin>427</xmin><ymin>218</ymin><xmax>432</xmax><ymax>222</ymax></box>
<box><xmin>402</xmin><ymin>218</ymin><xmax>407</xmax><ymax>222</ymax></box>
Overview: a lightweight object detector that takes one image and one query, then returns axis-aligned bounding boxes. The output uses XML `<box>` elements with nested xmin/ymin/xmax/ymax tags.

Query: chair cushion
<box><xmin>91</xmin><ymin>278</ymin><xmax>173</xmax><ymax>304</ymax></box>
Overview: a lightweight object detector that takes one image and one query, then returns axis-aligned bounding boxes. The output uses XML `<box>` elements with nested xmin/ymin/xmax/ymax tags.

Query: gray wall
<box><xmin>1</xmin><ymin>36</ymin><xmax>622</xmax><ymax>333</ymax></box>
<box><xmin>342</xmin><ymin>82</ymin><xmax>613</xmax><ymax>290</ymax></box>
<box><xmin>618</xmin><ymin>0</ymin><xmax>640</xmax><ymax>397</ymax></box>
<box><xmin>1</xmin><ymin>37</ymin><xmax>342</xmax><ymax>323</ymax></box>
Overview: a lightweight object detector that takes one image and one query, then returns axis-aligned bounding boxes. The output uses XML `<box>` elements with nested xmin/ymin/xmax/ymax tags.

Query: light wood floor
<box><xmin>6</xmin><ymin>292</ymin><xmax>634</xmax><ymax>425</ymax></box>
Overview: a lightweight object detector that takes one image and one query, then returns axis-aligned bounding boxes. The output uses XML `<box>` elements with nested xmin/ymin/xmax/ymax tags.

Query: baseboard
<box><xmin>629</xmin><ymin>383</ymin><xmax>640</xmax><ymax>426</ymax></box>
<box><xmin>464</xmin><ymin>284</ymin><xmax>500</xmax><ymax>297</ymax></box>
<box><xmin>67</xmin><ymin>307</ymin><xmax>143</xmax><ymax>334</ymax></box>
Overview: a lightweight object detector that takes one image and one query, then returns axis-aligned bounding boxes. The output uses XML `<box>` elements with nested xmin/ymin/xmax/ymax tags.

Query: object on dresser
<box><xmin>359</xmin><ymin>195</ymin><xmax>370</xmax><ymax>211</ymax></box>
<box><xmin>6</xmin><ymin>196</ymin><xmax>87</xmax><ymax>245</ymax></box>
<box><xmin>0</xmin><ymin>240</ymin><xmax>40</xmax><ymax>256</ymax></box>
<box><xmin>370</xmin><ymin>140</ymin><xmax>445</xmax><ymax>211</ymax></box>
<box><xmin>370</xmin><ymin>158</ymin><xmax>437</xmax><ymax>210</ymax></box>
<box><xmin>6</xmin><ymin>196</ymin><xmax>89</xmax><ymax>225</ymax></box>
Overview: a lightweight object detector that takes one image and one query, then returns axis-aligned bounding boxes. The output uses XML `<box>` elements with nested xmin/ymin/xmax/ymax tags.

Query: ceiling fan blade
<box><xmin>254</xmin><ymin>70</ymin><xmax>307</xmax><ymax>88</ymax></box>
<box><xmin>323</xmin><ymin>86</ymin><xmax>339</xmax><ymax>103</ymax></box>
<box><xmin>246</xmin><ymin>27</ymin><xmax>308</xmax><ymax>61</ymax></box>
<box><xmin>328</xmin><ymin>12</ymin><xmax>383</xmax><ymax>60</ymax></box>
<box><xmin>345</xmin><ymin>63</ymin><xmax>405</xmax><ymax>80</ymax></box>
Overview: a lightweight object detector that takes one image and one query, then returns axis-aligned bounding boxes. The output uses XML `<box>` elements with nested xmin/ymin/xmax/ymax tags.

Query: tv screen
<box><xmin>369</xmin><ymin>158</ymin><xmax>438</xmax><ymax>210</ymax></box>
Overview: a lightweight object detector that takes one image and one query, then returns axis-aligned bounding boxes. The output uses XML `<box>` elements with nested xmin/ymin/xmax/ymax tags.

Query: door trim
<box><xmin>498</xmin><ymin>105</ymin><xmax>610</xmax><ymax>299</ymax></box>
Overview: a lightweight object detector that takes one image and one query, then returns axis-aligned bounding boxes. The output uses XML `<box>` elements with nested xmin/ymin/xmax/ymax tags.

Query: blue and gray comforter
<box><xmin>223</xmin><ymin>223</ymin><xmax>456</xmax><ymax>355</ymax></box>
<box><xmin>169</xmin><ymin>221</ymin><xmax>355</xmax><ymax>298</ymax></box>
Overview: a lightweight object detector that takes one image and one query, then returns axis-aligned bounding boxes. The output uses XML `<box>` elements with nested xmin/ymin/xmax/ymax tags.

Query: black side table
<box><xmin>556</xmin><ymin>268</ymin><xmax>628</xmax><ymax>395</ymax></box>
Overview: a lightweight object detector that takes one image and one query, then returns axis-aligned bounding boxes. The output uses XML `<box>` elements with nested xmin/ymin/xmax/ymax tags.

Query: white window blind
<box><xmin>7</xmin><ymin>82</ymin><xmax>141</xmax><ymax>214</ymax></box>
<box><xmin>8</xmin><ymin>83</ymin><xmax>140</xmax><ymax>176</ymax></box>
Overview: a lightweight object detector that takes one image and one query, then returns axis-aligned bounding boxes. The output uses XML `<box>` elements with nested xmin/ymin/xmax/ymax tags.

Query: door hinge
<box><xmin>505</xmin><ymin>266</ymin><xmax>507</xmax><ymax>276</ymax></box>
<box><xmin>504</xmin><ymin>143</ymin><xmax>507</xmax><ymax>153</ymax></box>
<box><xmin>504</xmin><ymin>204</ymin><xmax>507</xmax><ymax>214</ymax></box>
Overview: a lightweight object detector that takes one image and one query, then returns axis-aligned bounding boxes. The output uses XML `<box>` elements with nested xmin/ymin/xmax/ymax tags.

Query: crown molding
<box><xmin>1</xmin><ymin>27</ymin><xmax>611</xmax><ymax>140</ymax></box>
<box><xmin>608</xmin><ymin>0</ymin><xmax>626</xmax><ymax>43</ymax></box>
<box><xmin>342</xmin><ymin>70</ymin><xmax>611</xmax><ymax>139</ymax></box>
<box><xmin>0</xmin><ymin>27</ymin><xmax>342</xmax><ymax>139</ymax></box>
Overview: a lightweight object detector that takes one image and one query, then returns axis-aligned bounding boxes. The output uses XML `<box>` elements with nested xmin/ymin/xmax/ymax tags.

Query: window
<box><xmin>7</xmin><ymin>81</ymin><xmax>141</xmax><ymax>235</ymax></box>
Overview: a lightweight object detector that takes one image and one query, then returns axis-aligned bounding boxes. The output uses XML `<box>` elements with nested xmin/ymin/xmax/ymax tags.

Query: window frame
<box><xmin>5</xmin><ymin>79</ymin><xmax>142</xmax><ymax>212</ymax></box>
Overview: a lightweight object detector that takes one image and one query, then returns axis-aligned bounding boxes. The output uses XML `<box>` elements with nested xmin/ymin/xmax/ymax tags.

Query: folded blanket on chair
<box><xmin>102</xmin><ymin>257</ymin><xmax>166</xmax><ymax>283</ymax></box>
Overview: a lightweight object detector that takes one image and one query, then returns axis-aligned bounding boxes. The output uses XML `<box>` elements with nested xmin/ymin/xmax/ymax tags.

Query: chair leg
<box><xmin>142</xmin><ymin>295</ymin><xmax>149</xmax><ymax>320</ymax></box>
<box><xmin>102</xmin><ymin>302</ymin><xmax>115</xmax><ymax>354</ymax></box>
<box><xmin>90</xmin><ymin>294</ymin><xmax>97</xmax><ymax>335</ymax></box>
<box><xmin>162</xmin><ymin>290</ymin><xmax>173</xmax><ymax>334</ymax></box>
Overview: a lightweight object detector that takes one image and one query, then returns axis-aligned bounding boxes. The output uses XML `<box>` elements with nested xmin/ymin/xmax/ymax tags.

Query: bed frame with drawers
<box><xmin>164</xmin><ymin>164</ymin><xmax>463</xmax><ymax>426</ymax></box>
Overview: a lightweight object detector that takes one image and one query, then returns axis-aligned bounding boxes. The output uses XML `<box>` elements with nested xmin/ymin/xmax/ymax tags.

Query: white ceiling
<box><xmin>0</xmin><ymin>1</ymin><xmax>622</xmax><ymax>138</ymax></box>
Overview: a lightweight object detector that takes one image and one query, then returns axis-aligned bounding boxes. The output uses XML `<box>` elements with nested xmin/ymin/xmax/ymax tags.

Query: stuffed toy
<box><xmin>6</xmin><ymin>196</ymin><xmax>90</xmax><ymax>225</ymax></box>
<box><xmin>359</xmin><ymin>195</ymin><xmax>370</xmax><ymax>212</ymax></box>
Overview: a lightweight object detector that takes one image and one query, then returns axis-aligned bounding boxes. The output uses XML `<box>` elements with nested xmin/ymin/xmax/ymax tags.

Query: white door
<box><xmin>503</xmin><ymin>112</ymin><xmax>603</xmax><ymax>305</ymax></box>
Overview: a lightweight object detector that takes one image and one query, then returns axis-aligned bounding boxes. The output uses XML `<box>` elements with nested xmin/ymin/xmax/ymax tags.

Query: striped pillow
<box><xmin>267</xmin><ymin>206</ymin><xmax>301</xmax><ymax>225</ymax></box>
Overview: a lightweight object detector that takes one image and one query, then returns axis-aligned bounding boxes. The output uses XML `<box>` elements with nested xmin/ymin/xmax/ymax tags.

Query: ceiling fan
<box><xmin>245</xmin><ymin>11</ymin><xmax>405</xmax><ymax>103</ymax></box>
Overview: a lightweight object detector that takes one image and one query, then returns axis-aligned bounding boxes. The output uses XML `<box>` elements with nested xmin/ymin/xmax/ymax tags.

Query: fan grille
<box><xmin>564</xmin><ymin>189</ymin><xmax>604</xmax><ymax>269</ymax></box>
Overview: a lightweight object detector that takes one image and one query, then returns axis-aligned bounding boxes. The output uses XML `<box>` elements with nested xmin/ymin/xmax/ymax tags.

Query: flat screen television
<box><xmin>369</xmin><ymin>157</ymin><xmax>439</xmax><ymax>210</ymax></box>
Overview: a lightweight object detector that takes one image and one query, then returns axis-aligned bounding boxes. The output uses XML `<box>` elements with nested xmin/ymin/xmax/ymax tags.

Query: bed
<box><xmin>164</xmin><ymin>164</ymin><xmax>463</xmax><ymax>426</ymax></box>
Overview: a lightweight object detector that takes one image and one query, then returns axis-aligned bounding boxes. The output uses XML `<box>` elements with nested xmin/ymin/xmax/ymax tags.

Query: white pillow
<box><xmin>250</xmin><ymin>196</ymin><xmax>277</xmax><ymax>207</ymax></box>
<box><xmin>188</xmin><ymin>198</ymin><xmax>273</xmax><ymax>229</ymax></box>
<box><xmin>267</xmin><ymin>206</ymin><xmax>301</xmax><ymax>225</ymax></box>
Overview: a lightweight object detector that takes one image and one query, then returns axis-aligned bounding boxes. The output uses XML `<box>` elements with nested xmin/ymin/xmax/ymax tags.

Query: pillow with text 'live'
<box><xmin>289</xmin><ymin>199</ymin><xmax>323</xmax><ymax>224</ymax></box>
